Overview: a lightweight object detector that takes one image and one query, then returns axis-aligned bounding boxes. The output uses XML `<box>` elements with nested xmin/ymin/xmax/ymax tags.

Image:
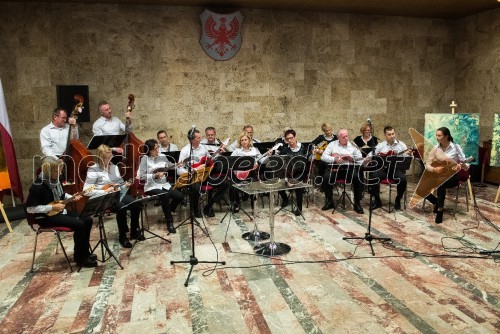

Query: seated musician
<box><xmin>353</xmin><ymin>121</ymin><xmax>379</xmax><ymax>157</ymax></box>
<box><xmin>229</xmin><ymin>132</ymin><xmax>261</xmax><ymax>213</ymax></box>
<box><xmin>201</xmin><ymin>126</ymin><xmax>226</xmax><ymax>154</ymax></box>
<box><xmin>228</xmin><ymin>125</ymin><xmax>260</xmax><ymax>151</ymax></box>
<box><xmin>40</xmin><ymin>107</ymin><xmax>78</xmax><ymax>158</ymax></box>
<box><xmin>83</xmin><ymin>144</ymin><xmax>142</xmax><ymax>247</ymax></box>
<box><xmin>424</xmin><ymin>127</ymin><xmax>469</xmax><ymax>224</ymax></box>
<box><xmin>311</xmin><ymin>122</ymin><xmax>338</xmax><ymax>180</ymax></box>
<box><xmin>138</xmin><ymin>139</ymin><xmax>184</xmax><ymax>233</ymax></box>
<box><xmin>178</xmin><ymin>129</ymin><xmax>229</xmax><ymax>218</ymax></box>
<box><xmin>26</xmin><ymin>157</ymin><xmax>96</xmax><ymax>268</ymax></box>
<box><xmin>278</xmin><ymin>129</ymin><xmax>311</xmax><ymax>216</ymax></box>
<box><xmin>369</xmin><ymin>126</ymin><xmax>412</xmax><ymax>211</ymax></box>
<box><xmin>274</xmin><ymin>127</ymin><xmax>292</xmax><ymax>146</ymax></box>
<box><xmin>320</xmin><ymin>129</ymin><xmax>365</xmax><ymax>214</ymax></box>
<box><xmin>157</xmin><ymin>130</ymin><xmax>178</xmax><ymax>153</ymax></box>
<box><xmin>92</xmin><ymin>100</ymin><xmax>132</xmax><ymax>154</ymax></box>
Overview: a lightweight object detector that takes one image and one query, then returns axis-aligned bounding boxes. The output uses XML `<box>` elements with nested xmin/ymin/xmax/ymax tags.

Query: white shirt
<box><xmin>92</xmin><ymin>116</ymin><xmax>126</xmax><ymax>135</ymax></box>
<box><xmin>137</xmin><ymin>155</ymin><xmax>176</xmax><ymax>193</ymax></box>
<box><xmin>425</xmin><ymin>143</ymin><xmax>469</xmax><ymax>172</ymax></box>
<box><xmin>159</xmin><ymin>143</ymin><xmax>179</xmax><ymax>153</ymax></box>
<box><xmin>231</xmin><ymin>146</ymin><xmax>260</xmax><ymax>157</ymax></box>
<box><xmin>40</xmin><ymin>122</ymin><xmax>78</xmax><ymax>157</ymax></box>
<box><xmin>375</xmin><ymin>140</ymin><xmax>408</xmax><ymax>156</ymax></box>
<box><xmin>177</xmin><ymin>144</ymin><xmax>210</xmax><ymax>175</ymax></box>
<box><xmin>321</xmin><ymin>140</ymin><xmax>363</xmax><ymax>164</ymax></box>
<box><xmin>83</xmin><ymin>163</ymin><xmax>125</xmax><ymax>199</ymax></box>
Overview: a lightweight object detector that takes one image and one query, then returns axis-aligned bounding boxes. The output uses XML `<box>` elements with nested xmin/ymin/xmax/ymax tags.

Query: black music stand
<box><xmin>170</xmin><ymin>133</ymin><xmax>225</xmax><ymax>287</ymax></box>
<box><xmin>343</xmin><ymin>148</ymin><xmax>391</xmax><ymax>256</ymax></box>
<box><xmin>254</xmin><ymin>142</ymin><xmax>278</xmax><ymax>154</ymax></box>
<box><xmin>126</xmin><ymin>193</ymin><xmax>171</xmax><ymax>257</ymax></box>
<box><xmin>83</xmin><ymin>192</ymin><xmax>124</xmax><ymax>269</ymax></box>
<box><xmin>87</xmin><ymin>135</ymin><xmax>126</xmax><ymax>150</ymax></box>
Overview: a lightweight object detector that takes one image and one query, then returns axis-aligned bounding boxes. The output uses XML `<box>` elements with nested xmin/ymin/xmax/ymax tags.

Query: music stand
<box><xmin>343</xmin><ymin>147</ymin><xmax>391</xmax><ymax>256</ymax></box>
<box><xmin>87</xmin><ymin>134</ymin><xmax>126</xmax><ymax>150</ymax></box>
<box><xmin>254</xmin><ymin>142</ymin><xmax>278</xmax><ymax>154</ymax></box>
<box><xmin>170</xmin><ymin>137</ymin><xmax>225</xmax><ymax>287</ymax></box>
<box><xmin>161</xmin><ymin>150</ymin><xmax>180</xmax><ymax>163</ymax></box>
<box><xmin>82</xmin><ymin>192</ymin><xmax>124</xmax><ymax>269</ymax></box>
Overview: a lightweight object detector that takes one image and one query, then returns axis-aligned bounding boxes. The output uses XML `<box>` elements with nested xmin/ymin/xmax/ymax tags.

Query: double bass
<box><xmin>118</xmin><ymin>94</ymin><xmax>144</xmax><ymax>196</ymax></box>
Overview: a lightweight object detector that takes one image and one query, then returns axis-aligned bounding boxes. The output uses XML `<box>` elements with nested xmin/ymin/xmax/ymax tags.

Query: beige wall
<box><xmin>0</xmin><ymin>3</ymin><xmax>498</xmax><ymax>196</ymax></box>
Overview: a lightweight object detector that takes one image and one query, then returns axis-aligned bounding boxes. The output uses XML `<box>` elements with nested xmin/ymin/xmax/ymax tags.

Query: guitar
<box><xmin>209</xmin><ymin>137</ymin><xmax>230</xmax><ymax>157</ymax></box>
<box><xmin>46</xmin><ymin>185</ymin><xmax>96</xmax><ymax>216</ymax></box>
<box><xmin>314</xmin><ymin>140</ymin><xmax>328</xmax><ymax>160</ymax></box>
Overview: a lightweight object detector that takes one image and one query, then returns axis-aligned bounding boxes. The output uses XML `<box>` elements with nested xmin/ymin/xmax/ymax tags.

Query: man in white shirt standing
<box><xmin>40</xmin><ymin>107</ymin><xmax>78</xmax><ymax>157</ymax></box>
<box><xmin>92</xmin><ymin>100</ymin><xmax>132</xmax><ymax>154</ymax></box>
<box><xmin>320</xmin><ymin>129</ymin><xmax>365</xmax><ymax>214</ymax></box>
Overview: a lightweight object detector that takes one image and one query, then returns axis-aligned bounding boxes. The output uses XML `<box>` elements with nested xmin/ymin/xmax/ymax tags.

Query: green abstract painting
<box><xmin>491</xmin><ymin>114</ymin><xmax>500</xmax><ymax>167</ymax></box>
<box><xmin>424</xmin><ymin>113</ymin><xmax>479</xmax><ymax>164</ymax></box>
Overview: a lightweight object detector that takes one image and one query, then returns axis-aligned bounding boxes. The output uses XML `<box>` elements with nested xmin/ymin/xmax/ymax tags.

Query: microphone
<box><xmin>367</xmin><ymin>118</ymin><xmax>372</xmax><ymax>124</ymax></box>
<box><xmin>188</xmin><ymin>125</ymin><xmax>196</xmax><ymax>140</ymax></box>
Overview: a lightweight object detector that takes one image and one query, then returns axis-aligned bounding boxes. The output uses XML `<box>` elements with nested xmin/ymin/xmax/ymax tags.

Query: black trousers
<box><xmin>322</xmin><ymin>166</ymin><xmax>364</xmax><ymax>203</ymax></box>
<box><xmin>425</xmin><ymin>173</ymin><xmax>458</xmax><ymax>209</ymax></box>
<box><xmin>38</xmin><ymin>211</ymin><xmax>93</xmax><ymax>263</ymax></box>
<box><xmin>114</xmin><ymin>194</ymin><xmax>141</xmax><ymax>236</ymax></box>
<box><xmin>369</xmin><ymin>168</ymin><xmax>407</xmax><ymax>199</ymax></box>
<box><xmin>146</xmin><ymin>188</ymin><xmax>184</xmax><ymax>222</ymax></box>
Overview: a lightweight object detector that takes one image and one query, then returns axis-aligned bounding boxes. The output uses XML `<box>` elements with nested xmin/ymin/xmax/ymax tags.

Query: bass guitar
<box><xmin>46</xmin><ymin>185</ymin><xmax>96</xmax><ymax>216</ymax></box>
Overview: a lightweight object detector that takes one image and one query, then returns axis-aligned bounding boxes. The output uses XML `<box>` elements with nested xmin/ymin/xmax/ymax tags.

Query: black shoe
<box><xmin>130</xmin><ymin>231</ymin><xmax>145</xmax><ymax>241</ymax></box>
<box><xmin>232</xmin><ymin>203</ymin><xmax>240</xmax><ymax>213</ymax></box>
<box><xmin>293</xmin><ymin>209</ymin><xmax>302</xmax><ymax>216</ymax></box>
<box><xmin>77</xmin><ymin>257</ymin><xmax>98</xmax><ymax>268</ymax></box>
<box><xmin>203</xmin><ymin>205</ymin><xmax>215</xmax><ymax>218</ymax></box>
<box><xmin>167</xmin><ymin>220</ymin><xmax>176</xmax><ymax>234</ymax></box>
<box><xmin>280</xmin><ymin>198</ymin><xmax>289</xmax><ymax>208</ymax></box>
<box><xmin>435</xmin><ymin>210</ymin><xmax>443</xmax><ymax>224</ymax></box>
<box><xmin>370</xmin><ymin>198</ymin><xmax>382</xmax><ymax>210</ymax></box>
<box><xmin>194</xmin><ymin>211</ymin><xmax>202</xmax><ymax>218</ymax></box>
<box><xmin>88</xmin><ymin>254</ymin><xmax>97</xmax><ymax>261</ymax></box>
<box><xmin>394</xmin><ymin>199</ymin><xmax>401</xmax><ymax>210</ymax></box>
<box><xmin>321</xmin><ymin>200</ymin><xmax>334</xmax><ymax>211</ymax></box>
<box><xmin>119</xmin><ymin>235</ymin><xmax>132</xmax><ymax>248</ymax></box>
<box><xmin>353</xmin><ymin>202</ymin><xmax>364</xmax><ymax>214</ymax></box>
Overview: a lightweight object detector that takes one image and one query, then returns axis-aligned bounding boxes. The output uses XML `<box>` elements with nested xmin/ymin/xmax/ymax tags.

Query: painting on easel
<box><xmin>491</xmin><ymin>114</ymin><xmax>500</xmax><ymax>167</ymax></box>
<box><xmin>424</xmin><ymin>113</ymin><xmax>479</xmax><ymax>164</ymax></box>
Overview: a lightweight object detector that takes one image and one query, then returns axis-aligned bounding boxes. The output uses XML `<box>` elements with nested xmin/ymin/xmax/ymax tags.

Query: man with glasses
<box><xmin>40</xmin><ymin>107</ymin><xmax>79</xmax><ymax>157</ymax></box>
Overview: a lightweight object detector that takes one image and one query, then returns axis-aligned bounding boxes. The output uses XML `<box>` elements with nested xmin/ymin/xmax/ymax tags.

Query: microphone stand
<box><xmin>343</xmin><ymin>123</ymin><xmax>391</xmax><ymax>255</ymax></box>
<box><xmin>170</xmin><ymin>130</ymin><xmax>225</xmax><ymax>287</ymax></box>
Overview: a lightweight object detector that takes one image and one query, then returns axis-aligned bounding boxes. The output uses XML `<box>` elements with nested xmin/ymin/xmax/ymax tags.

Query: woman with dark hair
<box><xmin>137</xmin><ymin>139</ymin><xmax>184</xmax><ymax>233</ymax></box>
<box><xmin>425</xmin><ymin>127</ymin><xmax>469</xmax><ymax>224</ymax></box>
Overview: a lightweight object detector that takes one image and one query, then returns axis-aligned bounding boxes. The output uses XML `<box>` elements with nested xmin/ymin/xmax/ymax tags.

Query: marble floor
<box><xmin>0</xmin><ymin>181</ymin><xmax>499</xmax><ymax>334</ymax></box>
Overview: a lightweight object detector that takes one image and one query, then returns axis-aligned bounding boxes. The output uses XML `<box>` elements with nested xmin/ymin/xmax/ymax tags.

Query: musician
<box><xmin>40</xmin><ymin>108</ymin><xmax>78</xmax><ymax>157</ymax></box>
<box><xmin>201</xmin><ymin>127</ymin><xmax>225</xmax><ymax>154</ymax></box>
<box><xmin>92</xmin><ymin>100</ymin><xmax>132</xmax><ymax>154</ymax></box>
<box><xmin>424</xmin><ymin>127</ymin><xmax>469</xmax><ymax>224</ymax></box>
<box><xmin>157</xmin><ymin>130</ymin><xmax>178</xmax><ymax>153</ymax></box>
<box><xmin>178</xmin><ymin>129</ymin><xmax>229</xmax><ymax>217</ymax></box>
<box><xmin>83</xmin><ymin>144</ymin><xmax>142</xmax><ymax>247</ymax></box>
<box><xmin>369</xmin><ymin>126</ymin><xmax>412</xmax><ymax>210</ymax></box>
<box><xmin>26</xmin><ymin>157</ymin><xmax>96</xmax><ymax>267</ymax></box>
<box><xmin>138</xmin><ymin>139</ymin><xmax>184</xmax><ymax>233</ymax></box>
<box><xmin>320</xmin><ymin>129</ymin><xmax>365</xmax><ymax>214</ymax></box>
<box><xmin>228</xmin><ymin>125</ymin><xmax>260</xmax><ymax>151</ymax></box>
<box><xmin>311</xmin><ymin>122</ymin><xmax>338</xmax><ymax>178</ymax></box>
<box><xmin>274</xmin><ymin>127</ymin><xmax>292</xmax><ymax>146</ymax></box>
<box><xmin>229</xmin><ymin>132</ymin><xmax>261</xmax><ymax>212</ymax></box>
<box><xmin>353</xmin><ymin>121</ymin><xmax>379</xmax><ymax>157</ymax></box>
<box><xmin>278</xmin><ymin>129</ymin><xmax>311</xmax><ymax>216</ymax></box>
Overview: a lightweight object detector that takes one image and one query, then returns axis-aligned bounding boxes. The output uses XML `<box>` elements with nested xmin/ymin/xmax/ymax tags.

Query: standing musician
<box><xmin>369</xmin><ymin>126</ymin><xmax>412</xmax><ymax>210</ymax></box>
<box><xmin>201</xmin><ymin>126</ymin><xmax>225</xmax><ymax>154</ymax></box>
<box><xmin>312</xmin><ymin>122</ymin><xmax>338</xmax><ymax>179</ymax></box>
<box><xmin>178</xmin><ymin>129</ymin><xmax>229</xmax><ymax>218</ymax></box>
<box><xmin>229</xmin><ymin>132</ymin><xmax>261</xmax><ymax>213</ymax></box>
<box><xmin>157</xmin><ymin>130</ymin><xmax>178</xmax><ymax>153</ymax></box>
<box><xmin>353</xmin><ymin>121</ymin><xmax>379</xmax><ymax>157</ymax></box>
<box><xmin>92</xmin><ymin>100</ymin><xmax>132</xmax><ymax>154</ymax></box>
<box><xmin>26</xmin><ymin>157</ymin><xmax>96</xmax><ymax>268</ymax></box>
<box><xmin>277</xmin><ymin>129</ymin><xmax>311</xmax><ymax>216</ymax></box>
<box><xmin>424</xmin><ymin>127</ymin><xmax>469</xmax><ymax>224</ymax></box>
<box><xmin>138</xmin><ymin>139</ymin><xmax>184</xmax><ymax>233</ymax></box>
<box><xmin>320</xmin><ymin>129</ymin><xmax>366</xmax><ymax>214</ymax></box>
<box><xmin>40</xmin><ymin>107</ymin><xmax>78</xmax><ymax>157</ymax></box>
<box><xmin>83</xmin><ymin>144</ymin><xmax>142</xmax><ymax>247</ymax></box>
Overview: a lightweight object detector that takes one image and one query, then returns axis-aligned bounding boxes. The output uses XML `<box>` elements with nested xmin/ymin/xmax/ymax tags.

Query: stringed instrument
<box><xmin>123</xmin><ymin>94</ymin><xmax>134</xmax><ymax>159</ymax></box>
<box><xmin>430</xmin><ymin>156</ymin><xmax>474</xmax><ymax>177</ymax></box>
<box><xmin>314</xmin><ymin>140</ymin><xmax>328</xmax><ymax>160</ymax></box>
<box><xmin>234</xmin><ymin>142</ymin><xmax>282</xmax><ymax>180</ymax></box>
<box><xmin>208</xmin><ymin>137</ymin><xmax>230</xmax><ymax>157</ymax></box>
<box><xmin>47</xmin><ymin>185</ymin><xmax>96</xmax><ymax>216</ymax></box>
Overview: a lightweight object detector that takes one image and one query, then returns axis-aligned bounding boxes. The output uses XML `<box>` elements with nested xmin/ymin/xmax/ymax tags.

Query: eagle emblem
<box><xmin>200</xmin><ymin>10</ymin><xmax>243</xmax><ymax>61</ymax></box>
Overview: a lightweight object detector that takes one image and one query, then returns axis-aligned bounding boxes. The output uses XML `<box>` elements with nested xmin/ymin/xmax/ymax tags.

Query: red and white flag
<box><xmin>0</xmin><ymin>79</ymin><xmax>24</xmax><ymax>202</ymax></box>
<box><xmin>200</xmin><ymin>9</ymin><xmax>243</xmax><ymax>61</ymax></box>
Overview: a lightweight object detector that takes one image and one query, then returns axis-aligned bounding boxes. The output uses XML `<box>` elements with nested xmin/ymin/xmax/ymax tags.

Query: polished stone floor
<box><xmin>0</xmin><ymin>181</ymin><xmax>499</xmax><ymax>334</ymax></box>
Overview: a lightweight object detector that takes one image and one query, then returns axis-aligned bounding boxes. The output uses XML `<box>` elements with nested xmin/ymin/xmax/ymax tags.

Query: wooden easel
<box><xmin>495</xmin><ymin>185</ymin><xmax>500</xmax><ymax>203</ymax></box>
<box><xmin>0</xmin><ymin>201</ymin><xmax>13</xmax><ymax>233</ymax></box>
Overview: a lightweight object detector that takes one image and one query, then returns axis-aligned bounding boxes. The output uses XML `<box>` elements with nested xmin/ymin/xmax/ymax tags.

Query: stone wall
<box><xmin>0</xmin><ymin>2</ymin><xmax>497</xmax><ymax>196</ymax></box>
